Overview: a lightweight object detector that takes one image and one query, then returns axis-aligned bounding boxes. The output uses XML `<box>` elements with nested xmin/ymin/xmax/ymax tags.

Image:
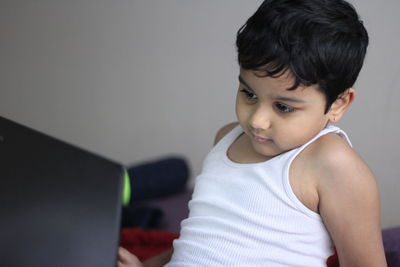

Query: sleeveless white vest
<box><xmin>166</xmin><ymin>124</ymin><xmax>351</xmax><ymax>267</ymax></box>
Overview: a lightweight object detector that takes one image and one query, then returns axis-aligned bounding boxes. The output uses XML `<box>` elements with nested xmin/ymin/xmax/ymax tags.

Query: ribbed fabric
<box><xmin>166</xmin><ymin>124</ymin><xmax>351</xmax><ymax>267</ymax></box>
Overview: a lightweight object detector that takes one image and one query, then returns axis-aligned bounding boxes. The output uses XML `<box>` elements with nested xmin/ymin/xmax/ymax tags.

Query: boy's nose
<box><xmin>249</xmin><ymin>106</ymin><xmax>271</xmax><ymax>131</ymax></box>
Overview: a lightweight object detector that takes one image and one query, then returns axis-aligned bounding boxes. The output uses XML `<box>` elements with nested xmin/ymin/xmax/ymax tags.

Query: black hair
<box><xmin>236</xmin><ymin>0</ymin><xmax>369</xmax><ymax>113</ymax></box>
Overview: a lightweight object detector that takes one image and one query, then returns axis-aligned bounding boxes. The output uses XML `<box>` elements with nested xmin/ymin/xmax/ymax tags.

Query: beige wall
<box><xmin>1</xmin><ymin>0</ymin><xmax>399</xmax><ymax>228</ymax></box>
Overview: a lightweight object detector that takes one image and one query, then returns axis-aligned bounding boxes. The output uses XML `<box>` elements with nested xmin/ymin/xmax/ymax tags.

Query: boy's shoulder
<box><xmin>291</xmin><ymin>130</ymin><xmax>378</xmax><ymax>214</ymax></box>
<box><xmin>302</xmin><ymin>132</ymin><xmax>374</xmax><ymax>183</ymax></box>
<box><xmin>214</xmin><ymin>122</ymin><xmax>239</xmax><ymax>145</ymax></box>
<box><xmin>298</xmin><ymin>132</ymin><xmax>377</xmax><ymax>207</ymax></box>
<box><xmin>307</xmin><ymin>132</ymin><xmax>370</xmax><ymax>174</ymax></box>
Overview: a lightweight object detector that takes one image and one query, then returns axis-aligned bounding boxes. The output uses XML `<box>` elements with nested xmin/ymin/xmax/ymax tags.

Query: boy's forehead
<box><xmin>240</xmin><ymin>68</ymin><xmax>304</xmax><ymax>90</ymax></box>
<box><xmin>239</xmin><ymin>68</ymin><xmax>323</xmax><ymax>99</ymax></box>
<box><xmin>253</xmin><ymin>69</ymin><xmax>294</xmax><ymax>85</ymax></box>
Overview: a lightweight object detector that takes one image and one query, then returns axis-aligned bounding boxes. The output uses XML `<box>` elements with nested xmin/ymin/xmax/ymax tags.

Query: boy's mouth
<box><xmin>251</xmin><ymin>133</ymin><xmax>271</xmax><ymax>143</ymax></box>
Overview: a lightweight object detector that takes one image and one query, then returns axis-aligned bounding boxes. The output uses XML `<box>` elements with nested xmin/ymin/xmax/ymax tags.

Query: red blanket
<box><xmin>120</xmin><ymin>228</ymin><xmax>179</xmax><ymax>261</ymax></box>
<box><xmin>120</xmin><ymin>228</ymin><xmax>338</xmax><ymax>265</ymax></box>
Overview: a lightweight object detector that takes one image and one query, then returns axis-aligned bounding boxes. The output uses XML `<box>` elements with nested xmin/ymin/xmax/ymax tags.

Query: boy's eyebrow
<box><xmin>238</xmin><ymin>75</ymin><xmax>306</xmax><ymax>104</ymax></box>
<box><xmin>238</xmin><ymin>75</ymin><xmax>253</xmax><ymax>91</ymax></box>
<box><xmin>275</xmin><ymin>96</ymin><xmax>306</xmax><ymax>104</ymax></box>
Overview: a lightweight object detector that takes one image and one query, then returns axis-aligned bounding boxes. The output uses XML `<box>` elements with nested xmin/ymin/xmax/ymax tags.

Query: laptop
<box><xmin>0</xmin><ymin>116</ymin><xmax>124</xmax><ymax>267</ymax></box>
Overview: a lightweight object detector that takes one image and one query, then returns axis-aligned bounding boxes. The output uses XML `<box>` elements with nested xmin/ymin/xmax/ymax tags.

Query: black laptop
<box><xmin>0</xmin><ymin>116</ymin><xmax>124</xmax><ymax>267</ymax></box>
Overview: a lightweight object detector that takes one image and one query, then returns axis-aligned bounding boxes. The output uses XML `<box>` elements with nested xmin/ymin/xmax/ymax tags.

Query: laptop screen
<box><xmin>0</xmin><ymin>116</ymin><xmax>124</xmax><ymax>267</ymax></box>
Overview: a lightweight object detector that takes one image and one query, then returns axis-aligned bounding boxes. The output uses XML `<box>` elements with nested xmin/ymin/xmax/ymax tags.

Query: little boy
<box><xmin>119</xmin><ymin>0</ymin><xmax>387</xmax><ymax>266</ymax></box>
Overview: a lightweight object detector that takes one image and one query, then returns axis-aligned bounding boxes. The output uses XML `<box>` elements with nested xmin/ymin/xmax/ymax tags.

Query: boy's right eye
<box><xmin>240</xmin><ymin>89</ymin><xmax>257</xmax><ymax>101</ymax></box>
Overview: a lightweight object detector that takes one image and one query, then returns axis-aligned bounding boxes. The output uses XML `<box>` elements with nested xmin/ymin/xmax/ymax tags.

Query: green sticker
<box><xmin>122</xmin><ymin>170</ymin><xmax>131</xmax><ymax>206</ymax></box>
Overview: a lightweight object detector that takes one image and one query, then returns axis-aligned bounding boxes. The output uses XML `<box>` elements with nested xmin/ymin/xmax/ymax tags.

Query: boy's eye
<box><xmin>275</xmin><ymin>102</ymin><xmax>295</xmax><ymax>113</ymax></box>
<box><xmin>240</xmin><ymin>89</ymin><xmax>257</xmax><ymax>100</ymax></box>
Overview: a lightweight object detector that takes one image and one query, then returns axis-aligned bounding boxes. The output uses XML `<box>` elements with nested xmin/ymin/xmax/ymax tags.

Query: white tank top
<box><xmin>166</xmin><ymin>124</ymin><xmax>351</xmax><ymax>267</ymax></box>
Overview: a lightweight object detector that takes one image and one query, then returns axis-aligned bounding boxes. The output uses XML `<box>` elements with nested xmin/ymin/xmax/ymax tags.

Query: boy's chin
<box><xmin>252</xmin><ymin>145</ymin><xmax>281</xmax><ymax>160</ymax></box>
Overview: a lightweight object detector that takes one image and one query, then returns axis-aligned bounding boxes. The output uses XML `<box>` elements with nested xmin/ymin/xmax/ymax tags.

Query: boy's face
<box><xmin>236</xmin><ymin>68</ymin><xmax>331</xmax><ymax>159</ymax></box>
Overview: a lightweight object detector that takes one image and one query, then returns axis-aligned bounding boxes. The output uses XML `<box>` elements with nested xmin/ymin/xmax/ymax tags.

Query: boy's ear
<box><xmin>328</xmin><ymin>88</ymin><xmax>355</xmax><ymax>123</ymax></box>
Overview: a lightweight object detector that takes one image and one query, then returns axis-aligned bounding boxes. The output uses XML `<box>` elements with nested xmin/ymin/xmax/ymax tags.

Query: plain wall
<box><xmin>0</xmin><ymin>0</ymin><xmax>399</xmax><ymax>228</ymax></box>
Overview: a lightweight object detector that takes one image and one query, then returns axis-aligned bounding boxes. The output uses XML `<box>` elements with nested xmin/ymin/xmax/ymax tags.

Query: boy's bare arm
<box><xmin>142</xmin><ymin>249</ymin><xmax>173</xmax><ymax>267</ymax></box>
<box><xmin>118</xmin><ymin>247</ymin><xmax>173</xmax><ymax>267</ymax></box>
<box><xmin>314</xmin><ymin>135</ymin><xmax>387</xmax><ymax>266</ymax></box>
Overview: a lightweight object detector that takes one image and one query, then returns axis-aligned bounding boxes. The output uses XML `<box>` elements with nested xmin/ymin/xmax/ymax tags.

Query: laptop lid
<box><xmin>0</xmin><ymin>116</ymin><xmax>124</xmax><ymax>267</ymax></box>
